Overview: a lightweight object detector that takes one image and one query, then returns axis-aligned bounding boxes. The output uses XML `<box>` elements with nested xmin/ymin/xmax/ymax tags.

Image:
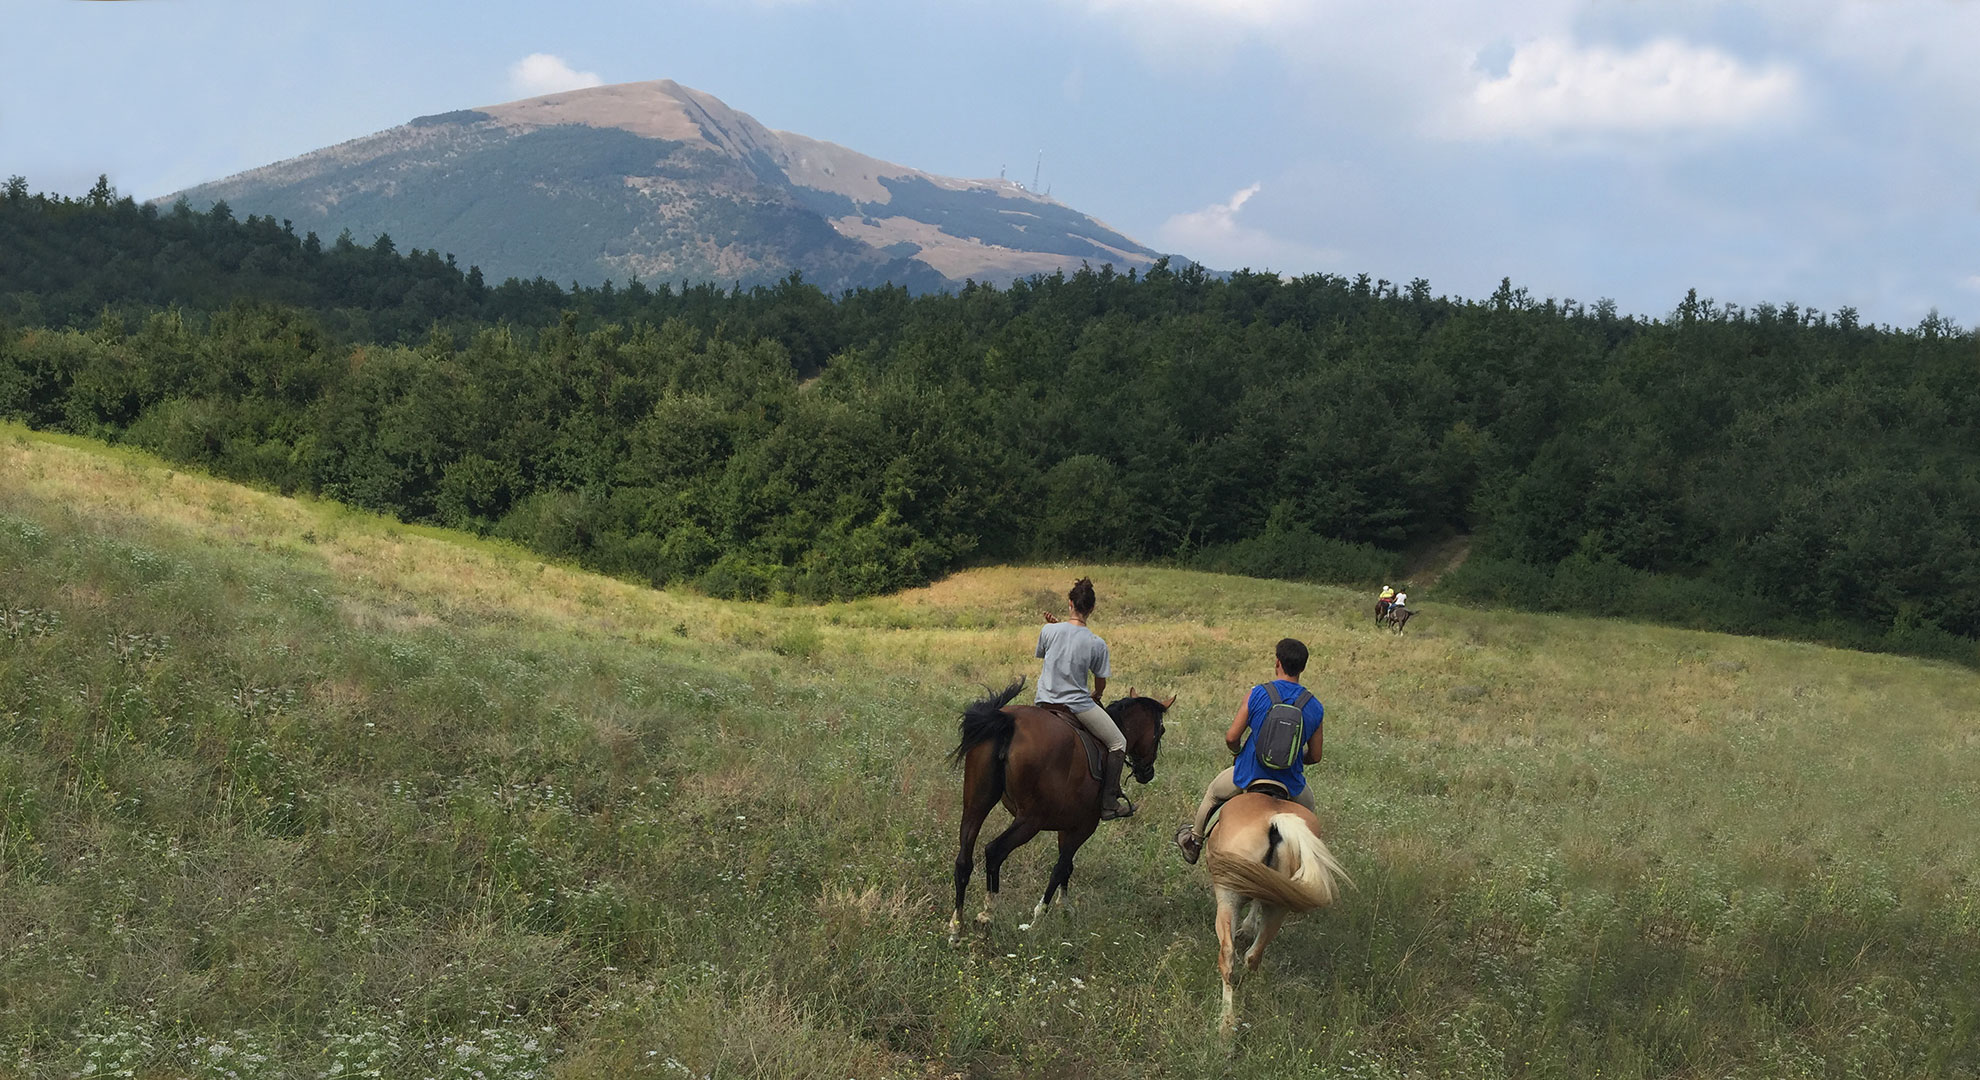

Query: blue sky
<box><xmin>6</xmin><ymin>0</ymin><xmax>1978</xmax><ymax>326</ymax></box>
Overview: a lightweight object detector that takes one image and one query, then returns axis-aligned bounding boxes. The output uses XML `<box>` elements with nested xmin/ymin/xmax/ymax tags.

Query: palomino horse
<box><xmin>948</xmin><ymin>678</ymin><xmax>1171</xmax><ymax>943</ymax></box>
<box><xmin>1204</xmin><ymin>790</ymin><xmax>1350</xmax><ymax>1034</ymax></box>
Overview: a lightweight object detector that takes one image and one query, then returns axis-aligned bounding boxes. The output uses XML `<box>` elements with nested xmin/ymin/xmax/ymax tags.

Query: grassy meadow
<box><xmin>2</xmin><ymin>422</ymin><xmax>1977</xmax><ymax>1079</ymax></box>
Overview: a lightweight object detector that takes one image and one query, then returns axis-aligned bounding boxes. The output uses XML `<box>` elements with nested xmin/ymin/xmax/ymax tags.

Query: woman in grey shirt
<box><xmin>1037</xmin><ymin>577</ymin><xmax>1132</xmax><ymax>819</ymax></box>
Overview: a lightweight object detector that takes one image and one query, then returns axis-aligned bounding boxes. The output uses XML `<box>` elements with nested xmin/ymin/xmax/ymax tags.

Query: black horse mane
<box><xmin>1106</xmin><ymin>695</ymin><xmax>1166</xmax><ymax>722</ymax></box>
<box><xmin>950</xmin><ymin>677</ymin><xmax>1027</xmax><ymax>766</ymax></box>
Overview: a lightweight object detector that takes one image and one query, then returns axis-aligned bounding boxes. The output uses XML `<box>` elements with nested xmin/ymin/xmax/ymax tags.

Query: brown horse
<box><xmin>948</xmin><ymin>678</ymin><xmax>1171</xmax><ymax>944</ymax></box>
<box><xmin>1204</xmin><ymin>791</ymin><xmax>1350</xmax><ymax>1033</ymax></box>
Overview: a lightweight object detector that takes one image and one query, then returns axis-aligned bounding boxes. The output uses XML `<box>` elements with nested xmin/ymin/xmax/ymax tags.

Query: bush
<box><xmin>1191</xmin><ymin>526</ymin><xmax>1400</xmax><ymax>587</ymax></box>
<box><xmin>1439</xmin><ymin>556</ymin><xmax>1552</xmax><ymax>608</ymax></box>
<box><xmin>696</xmin><ymin>553</ymin><xmax>777</xmax><ymax>601</ymax></box>
<box><xmin>125</xmin><ymin>397</ymin><xmax>229</xmax><ymax>465</ymax></box>
<box><xmin>493</xmin><ymin>491</ymin><xmax>588</xmax><ymax>557</ymax></box>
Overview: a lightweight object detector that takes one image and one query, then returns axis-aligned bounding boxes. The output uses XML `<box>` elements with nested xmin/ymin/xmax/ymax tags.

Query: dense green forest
<box><xmin>4</xmin><ymin>177</ymin><xmax>1977</xmax><ymax>661</ymax></box>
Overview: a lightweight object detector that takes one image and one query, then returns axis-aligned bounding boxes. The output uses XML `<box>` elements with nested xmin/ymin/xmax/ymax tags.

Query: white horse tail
<box><xmin>1206</xmin><ymin>812</ymin><xmax>1349</xmax><ymax>913</ymax></box>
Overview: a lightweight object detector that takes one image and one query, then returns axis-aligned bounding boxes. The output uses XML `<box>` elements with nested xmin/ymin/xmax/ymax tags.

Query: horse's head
<box><xmin>1108</xmin><ymin>688</ymin><xmax>1175</xmax><ymax>785</ymax></box>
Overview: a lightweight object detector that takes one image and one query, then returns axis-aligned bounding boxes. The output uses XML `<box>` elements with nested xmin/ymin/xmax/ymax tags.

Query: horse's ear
<box><xmin>1161</xmin><ymin>694</ymin><xmax>1177</xmax><ymax>709</ymax></box>
<box><xmin>1127</xmin><ymin>686</ymin><xmax>1137</xmax><ymax>699</ymax></box>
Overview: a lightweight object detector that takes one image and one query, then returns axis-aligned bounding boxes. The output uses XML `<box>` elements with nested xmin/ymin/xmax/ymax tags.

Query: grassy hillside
<box><xmin>2</xmin><ymin>423</ymin><xmax>1976</xmax><ymax>1079</ymax></box>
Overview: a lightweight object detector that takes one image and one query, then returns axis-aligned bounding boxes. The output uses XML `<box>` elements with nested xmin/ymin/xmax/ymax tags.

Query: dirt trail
<box><xmin>1402</xmin><ymin>534</ymin><xmax>1472</xmax><ymax>588</ymax></box>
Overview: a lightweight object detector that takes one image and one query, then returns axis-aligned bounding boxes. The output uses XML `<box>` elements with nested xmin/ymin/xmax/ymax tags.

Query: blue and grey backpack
<box><xmin>1253</xmin><ymin>683</ymin><xmax>1312</xmax><ymax>772</ymax></box>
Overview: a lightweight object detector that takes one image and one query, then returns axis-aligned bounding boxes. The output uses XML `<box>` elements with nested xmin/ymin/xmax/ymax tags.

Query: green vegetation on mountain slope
<box><xmin>3</xmin><ymin>428</ymin><xmax>1977</xmax><ymax>1078</ymax></box>
<box><xmin>3</xmin><ymin>183</ymin><xmax>1978</xmax><ymax>663</ymax></box>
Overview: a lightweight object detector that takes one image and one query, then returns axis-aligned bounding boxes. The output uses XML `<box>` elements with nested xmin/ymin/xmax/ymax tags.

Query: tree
<box><xmin>3</xmin><ymin>176</ymin><xmax>26</xmax><ymax>203</ymax></box>
<box><xmin>86</xmin><ymin>174</ymin><xmax>115</xmax><ymax>207</ymax></box>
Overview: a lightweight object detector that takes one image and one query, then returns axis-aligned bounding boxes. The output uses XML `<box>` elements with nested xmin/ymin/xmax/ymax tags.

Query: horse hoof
<box><xmin>974</xmin><ymin>911</ymin><xmax>992</xmax><ymax>927</ymax></box>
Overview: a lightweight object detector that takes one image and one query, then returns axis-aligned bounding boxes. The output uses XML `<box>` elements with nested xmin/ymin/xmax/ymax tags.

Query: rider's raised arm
<box><xmin>1225</xmin><ymin>696</ymin><xmax>1251</xmax><ymax>755</ymax></box>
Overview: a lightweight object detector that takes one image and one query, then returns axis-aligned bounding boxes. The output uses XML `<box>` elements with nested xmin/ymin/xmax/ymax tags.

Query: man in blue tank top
<box><xmin>1174</xmin><ymin>637</ymin><xmax>1325</xmax><ymax>864</ymax></box>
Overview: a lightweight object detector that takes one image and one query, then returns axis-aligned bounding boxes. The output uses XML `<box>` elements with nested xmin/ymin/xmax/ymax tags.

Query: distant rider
<box><xmin>1037</xmin><ymin>577</ymin><xmax>1133</xmax><ymax>820</ymax></box>
<box><xmin>1174</xmin><ymin>637</ymin><xmax>1325</xmax><ymax>864</ymax></box>
<box><xmin>1377</xmin><ymin>585</ymin><xmax>1396</xmax><ymax>618</ymax></box>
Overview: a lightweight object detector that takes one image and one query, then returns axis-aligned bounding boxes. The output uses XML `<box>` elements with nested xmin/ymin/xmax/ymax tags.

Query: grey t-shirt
<box><xmin>1035</xmin><ymin>622</ymin><xmax>1111</xmax><ymax>712</ymax></box>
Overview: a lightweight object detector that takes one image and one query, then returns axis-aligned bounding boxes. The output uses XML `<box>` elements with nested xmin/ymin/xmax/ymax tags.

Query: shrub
<box><xmin>1191</xmin><ymin>526</ymin><xmax>1400</xmax><ymax>587</ymax></box>
<box><xmin>493</xmin><ymin>491</ymin><xmax>587</xmax><ymax>557</ymax></box>
<box><xmin>696</xmin><ymin>553</ymin><xmax>777</xmax><ymax>600</ymax></box>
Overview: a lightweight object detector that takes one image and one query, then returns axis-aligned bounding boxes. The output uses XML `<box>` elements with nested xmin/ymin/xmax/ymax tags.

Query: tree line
<box><xmin>4</xmin><ymin>177</ymin><xmax>1976</xmax><ymax>661</ymax></box>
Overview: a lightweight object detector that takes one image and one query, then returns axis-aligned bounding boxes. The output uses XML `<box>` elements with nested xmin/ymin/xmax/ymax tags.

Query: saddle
<box><xmin>1029</xmin><ymin>702</ymin><xmax>1106</xmax><ymax>781</ymax></box>
<box><xmin>1245</xmin><ymin>778</ymin><xmax>1293</xmax><ymax>800</ymax></box>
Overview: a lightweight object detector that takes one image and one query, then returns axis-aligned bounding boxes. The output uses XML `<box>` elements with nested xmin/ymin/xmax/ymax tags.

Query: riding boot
<box><xmin>1099</xmin><ymin>750</ymin><xmax>1134</xmax><ymax>820</ymax></box>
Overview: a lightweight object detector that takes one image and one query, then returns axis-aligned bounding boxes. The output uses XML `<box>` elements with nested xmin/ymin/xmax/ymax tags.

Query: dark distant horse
<box><xmin>949</xmin><ymin>679</ymin><xmax>1172</xmax><ymax>943</ymax></box>
<box><xmin>1379</xmin><ymin>605</ymin><xmax>1414</xmax><ymax>634</ymax></box>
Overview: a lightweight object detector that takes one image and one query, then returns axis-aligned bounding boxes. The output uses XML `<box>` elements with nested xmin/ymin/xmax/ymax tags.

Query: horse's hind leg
<box><xmin>951</xmin><ymin>752</ymin><xmax>1005</xmax><ymax>945</ymax></box>
<box><xmin>1215</xmin><ymin>887</ymin><xmax>1242</xmax><ymax>1036</ymax></box>
<box><xmin>951</xmin><ymin>804</ymin><xmax>989</xmax><ymax>945</ymax></box>
<box><xmin>981</xmin><ymin>817</ymin><xmax>1042</xmax><ymax>928</ymax></box>
<box><xmin>1244</xmin><ymin>904</ymin><xmax>1290</xmax><ymax>973</ymax></box>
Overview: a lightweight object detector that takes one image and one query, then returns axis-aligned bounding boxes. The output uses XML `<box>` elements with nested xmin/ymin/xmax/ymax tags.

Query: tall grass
<box><xmin>3</xmin><ymin>424</ymin><xmax>1978</xmax><ymax>1078</ymax></box>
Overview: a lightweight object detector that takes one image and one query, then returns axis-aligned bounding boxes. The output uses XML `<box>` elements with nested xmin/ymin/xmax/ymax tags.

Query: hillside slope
<box><xmin>3</xmin><ymin>425</ymin><xmax>1977</xmax><ymax>1078</ymax></box>
<box><xmin>162</xmin><ymin>80</ymin><xmax>1165</xmax><ymax>292</ymax></box>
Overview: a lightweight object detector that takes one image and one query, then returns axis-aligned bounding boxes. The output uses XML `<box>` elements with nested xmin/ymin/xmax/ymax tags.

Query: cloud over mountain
<box><xmin>508</xmin><ymin>54</ymin><xmax>605</xmax><ymax>97</ymax></box>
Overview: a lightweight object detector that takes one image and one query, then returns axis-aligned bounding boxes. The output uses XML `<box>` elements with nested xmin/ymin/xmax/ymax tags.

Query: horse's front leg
<box><xmin>1032</xmin><ymin>821</ymin><xmax>1096</xmax><ymax>928</ymax></box>
<box><xmin>981</xmin><ymin>818</ymin><xmax>1042</xmax><ymax>929</ymax></box>
<box><xmin>1215</xmin><ymin>887</ymin><xmax>1242</xmax><ymax>1036</ymax></box>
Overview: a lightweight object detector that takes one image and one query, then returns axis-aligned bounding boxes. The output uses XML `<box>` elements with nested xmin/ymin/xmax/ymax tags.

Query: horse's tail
<box><xmin>950</xmin><ymin>677</ymin><xmax>1025</xmax><ymax>767</ymax></box>
<box><xmin>1206</xmin><ymin>812</ymin><xmax>1351</xmax><ymax>913</ymax></box>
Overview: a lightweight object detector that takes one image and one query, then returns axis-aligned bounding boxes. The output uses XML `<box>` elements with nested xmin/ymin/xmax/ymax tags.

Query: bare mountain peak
<box><xmin>477</xmin><ymin>79</ymin><xmax>729</xmax><ymax>146</ymax></box>
<box><xmin>164</xmin><ymin>78</ymin><xmax>1162</xmax><ymax>291</ymax></box>
<box><xmin>478</xmin><ymin>80</ymin><xmax>1054</xmax><ymax>208</ymax></box>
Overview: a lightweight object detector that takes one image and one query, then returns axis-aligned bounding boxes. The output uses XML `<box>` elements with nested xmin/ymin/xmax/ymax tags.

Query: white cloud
<box><xmin>1157</xmin><ymin>182</ymin><xmax>1337</xmax><ymax>272</ymax></box>
<box><xmin>1451</xmin><ymin>37</ymin><xmax>1801</xmax><ymax>141</ymax></box>
<box><xmin>507</xmin><ymin>53</ymin><xmax>604</xmax><ymax>99</ymax></box>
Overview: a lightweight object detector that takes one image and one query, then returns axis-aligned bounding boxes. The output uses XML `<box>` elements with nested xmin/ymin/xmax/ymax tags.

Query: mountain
<box><xmin>160</xmin><ymin>80</ymin><xmax>1166</xmax><ymax>293</ymax></box>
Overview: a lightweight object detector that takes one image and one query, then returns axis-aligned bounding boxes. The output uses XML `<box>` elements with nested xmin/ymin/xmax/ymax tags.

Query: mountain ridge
<box><xmin>163</xmin><ymin>79</ymin><xmax>1166</xmax><ymax>292</ymax></box>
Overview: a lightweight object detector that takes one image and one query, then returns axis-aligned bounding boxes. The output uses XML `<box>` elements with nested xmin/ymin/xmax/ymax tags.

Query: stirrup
<box><xmin>1100</xmin><ymin>795</ymin><xmax>1136</xmax><ymax>820</ymax></box>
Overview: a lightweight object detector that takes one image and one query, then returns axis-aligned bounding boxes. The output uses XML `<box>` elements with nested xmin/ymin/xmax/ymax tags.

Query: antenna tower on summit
<box><xmin>1032</xmin><ymin>151</ymin><xmax>1042</xmax><ymax>193</ymax></box>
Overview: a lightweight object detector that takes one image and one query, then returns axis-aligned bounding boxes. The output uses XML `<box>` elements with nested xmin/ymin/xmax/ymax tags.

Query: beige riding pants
<box><xmin>1189</xmin><ymin>765</ymin><xmax>1315</xmax><ymax>840</ymax></box>
<box><xmin>1072</xmin><ymin>704</ymin><xmax>1126</xmax><ymax>752</ymax></box>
